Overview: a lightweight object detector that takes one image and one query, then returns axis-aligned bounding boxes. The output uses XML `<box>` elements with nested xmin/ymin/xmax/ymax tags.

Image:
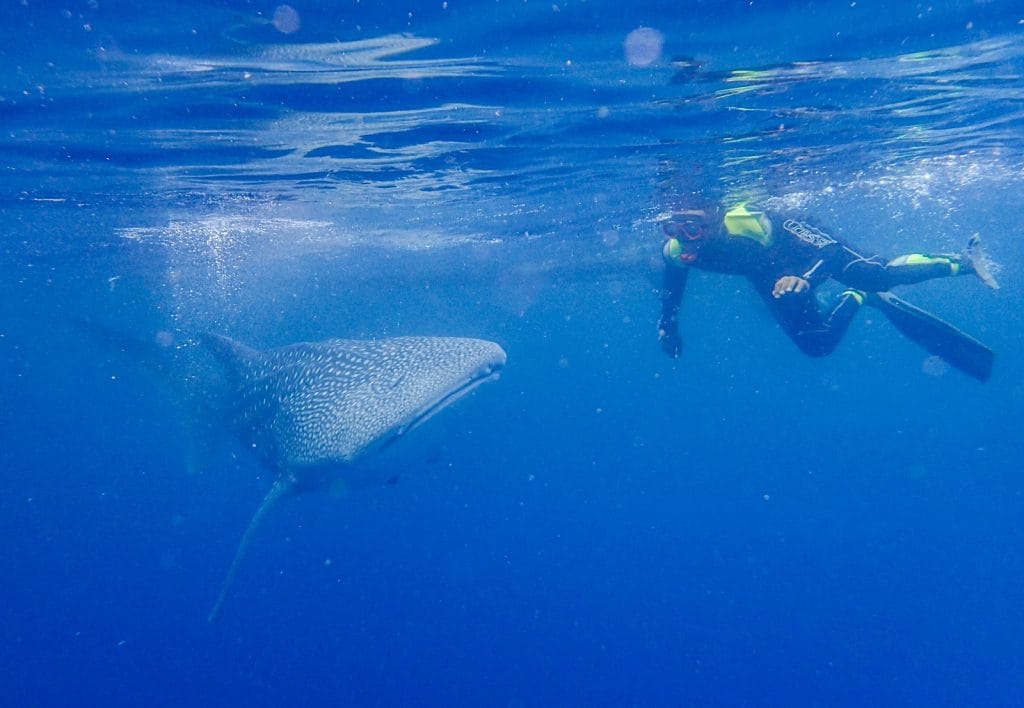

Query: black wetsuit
<box><xmin>659</xmin><ymin>204</ymin><xmax>963</xmax><ymax>357</ymax></box>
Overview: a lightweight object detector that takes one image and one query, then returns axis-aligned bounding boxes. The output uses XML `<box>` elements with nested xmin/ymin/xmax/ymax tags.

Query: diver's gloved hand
<box><xmin>658</xmin><ymin>322</ymin><xmax>682</xmax><ymax>358</ymax></box>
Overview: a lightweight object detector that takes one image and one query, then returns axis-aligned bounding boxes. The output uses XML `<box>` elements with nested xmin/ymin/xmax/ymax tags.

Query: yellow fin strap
<box><xmin>841</xmin><ymin>289</ymin><xmax>865</xmax><ymax>306</ymax></box>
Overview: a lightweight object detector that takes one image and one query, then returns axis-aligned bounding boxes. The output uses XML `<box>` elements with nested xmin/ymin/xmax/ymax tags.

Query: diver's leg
<box><xmin>762</xmin><ymin>288</ymin><xmax>863</xmax><ymax>358</ymax></box>
<box><xmin>838</xmin><ymin>237</ymin><xmax>998</xmax><ymax>291</ymax></box>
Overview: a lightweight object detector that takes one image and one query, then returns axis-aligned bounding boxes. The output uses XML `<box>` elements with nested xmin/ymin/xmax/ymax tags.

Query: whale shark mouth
<box><xmin>395</xmin><ymin>364</ymin><xmax>504</xmax><ymax>439</ymax></box>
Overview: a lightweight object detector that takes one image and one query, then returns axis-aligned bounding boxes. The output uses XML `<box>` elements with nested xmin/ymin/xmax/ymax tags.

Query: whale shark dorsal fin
<box><xmin>201</xmin><ymin>333</ymin><xmax>261</xmax><ymax>369</ymax></box>
<box><xmin>207</xmin><ymin>478</ymin><xmax>292</xmax><ymax>624</ymax></box>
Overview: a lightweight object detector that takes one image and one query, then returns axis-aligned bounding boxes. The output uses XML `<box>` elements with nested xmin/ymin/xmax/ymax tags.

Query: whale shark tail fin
<box><xmin>69</xmin><ymin>317</ymin><xmax>175</xmax><ymax>377</ymax></box>
<box><xmin>70</xmin><ymin>319</ymin><xmax>237</xmax><ymax>469</ymax></box>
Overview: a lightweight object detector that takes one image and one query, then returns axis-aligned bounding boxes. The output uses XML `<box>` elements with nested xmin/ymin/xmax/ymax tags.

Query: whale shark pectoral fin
<box><xmin>207</xmin><ymin>478</ymin><xmax>292</xmax><ymax>624</ymax></box>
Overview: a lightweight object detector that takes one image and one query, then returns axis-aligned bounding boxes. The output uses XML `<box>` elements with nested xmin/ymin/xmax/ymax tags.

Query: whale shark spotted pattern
<box><xmin>208</xmin><ymin>334</ymin><xmax>506</xmax><ymax>469</ymax></box>
<box><xmin>202</xmin><ymin>333</ymin><xmax>507</xmax><ymax>622</ymax></box>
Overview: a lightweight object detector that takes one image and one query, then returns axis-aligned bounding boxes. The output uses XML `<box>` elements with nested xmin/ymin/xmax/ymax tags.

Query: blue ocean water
<box><xmin>3</xmin><ymin>0</ymin><xmax>1023</xmax><ymax>704</ymax></box>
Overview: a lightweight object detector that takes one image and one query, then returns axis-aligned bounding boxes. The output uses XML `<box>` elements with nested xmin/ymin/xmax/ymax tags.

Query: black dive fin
<box><xmin>208</xmin><ymin>479</ymin><xmax>291</xmax><ymax>624</ymax></box>
<box><xmin>964</xmin><ymin>234</ymin><xmax>1000</xmax><ymax>290</ymax></box>
<box><xmin>871</xmin><ymin>291</ymin><xmax>994</xmax><ymax>381</ymax></box>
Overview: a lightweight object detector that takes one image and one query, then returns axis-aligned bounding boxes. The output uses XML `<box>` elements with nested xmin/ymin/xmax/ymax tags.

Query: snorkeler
<box><xmin>656</xmin><ymin>196</ymin><xmax>998</xmax><ymax>380</ymax></box>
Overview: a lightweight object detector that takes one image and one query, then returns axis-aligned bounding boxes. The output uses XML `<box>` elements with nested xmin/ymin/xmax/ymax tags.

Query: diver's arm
<box><xmin>658</xmin><ymin>264</ymin><xmax>688</xmax><ymax>358</ymax></box>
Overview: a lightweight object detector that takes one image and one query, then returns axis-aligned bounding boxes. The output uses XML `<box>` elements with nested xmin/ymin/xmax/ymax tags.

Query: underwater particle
<box><xmin>272</xmin><ymin>4</ymin><xmax>301</xmax><ymax>34</ymax></box>
<box><xmin>624</xmin><ymin>27</ymin><xmax>664</xmax><ymax>67</ymax></box>
<box><xmin>159</xmin><ymin>551</ymin><xmax>179</xmax><ymax>570</ymax></box>
<box><xmin>154</xmin><ymin>330</ymin><xmax>175</xmax><ymax>348</ymax></box>
<box><xmin>329</xmin><ymin>478</ymin><xmax>349</xmax><ymax>500</ymax></box>
<box><xmin>922</xmin><ymin>355</ymin><xmax>949</xmax><ymax>377</ymax></box>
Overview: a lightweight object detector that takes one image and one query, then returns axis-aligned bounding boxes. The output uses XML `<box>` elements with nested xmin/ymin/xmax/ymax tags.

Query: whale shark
<box><xmin>197</xmin><ymin>333</ymin><xmax>507</xmax><ymax>622</ymax></box>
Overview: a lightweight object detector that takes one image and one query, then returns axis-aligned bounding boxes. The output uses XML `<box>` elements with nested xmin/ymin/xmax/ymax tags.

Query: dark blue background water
<box><xmin>2</xmin><ymin>1</ymin><xmax>1023</xmax><ymax>705</ymax></box>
